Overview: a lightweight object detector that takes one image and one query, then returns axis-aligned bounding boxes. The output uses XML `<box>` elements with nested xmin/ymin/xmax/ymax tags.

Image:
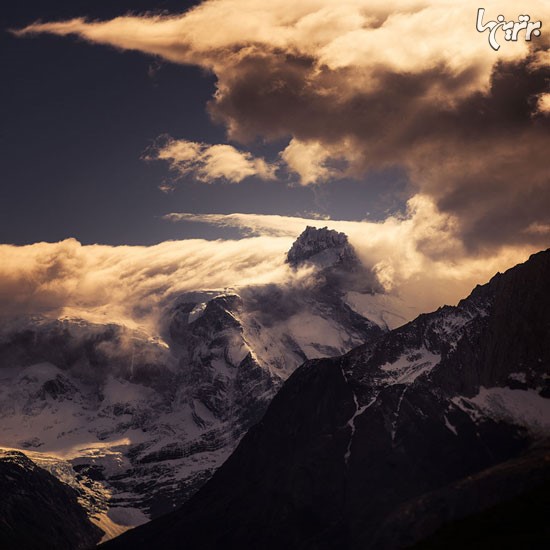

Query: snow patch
<box><xmin>17</xmin><ymin>362</ymin><xmax>61</xmax><ymax>382</ymax></box>
<box><xmin>391</xmin><ymin>387</ymin><xmax>409</xmax><ymax>443</ymax></box>
<box><xmin>380</xmin><ymin>348</ymin><xmax>440</xmax><ymax>385</ymax></box>
<box><xmin>101</xmin><ymin>376</ymin><xmax>155</xmax><ymax>406</ymax></box>
<box><xmin>345</xmin><ymin>292</ymin><xmax>416</xmax><ymax>330</ymax></box>
<box><xmin>469</xmin><ymin>387</ymin><xmax>550</xmax><ymax>435</ymax></box>
<box><xmin>341</xmin><ymin>362</ymin><xmax>378</xmax><ymax>464</ymax></box>
<box><xmin>444</xmin><ymin>415</ymin><xmax>458</xmax><ymax>436</ymax></box>
<box><xmin>92</xmin><ymin>513</ymin><xmax>134</xmax><ymax>544</ymax></box>
<box><xmin>188</xmin><ymin>302</ymin><xmax>207</xmax><ymax>323</ymax></box>
<box><xmin>107</xmin><ymin>506</ymin><xmax>149</xmax><ymax>527</ymax></box>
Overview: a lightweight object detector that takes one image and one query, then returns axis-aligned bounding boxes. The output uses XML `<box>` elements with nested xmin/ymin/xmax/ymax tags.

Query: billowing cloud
<box><xmin>0</xmin><ymin>237</ymin><xmax>294</xmax><ymax>332</ymax></box>
<box><xmin>280</xmin><ymin>139</ymin><xmax>334</xmax><ymax>185</ymax></box>
<box><xmin>145</xmin><ymin>136</ymin><xmax>277</xmax><ymax>183</ymax></box>
<box><xmin>14</xmin><ymin>1</ymin><xmax>545</xmax><ymax>91</ymax></box>
<box><xmin>14</xmin><ymin>0</ymin><xmax>550</xmax><ymax>252</ymax></box>
<box><xmin>536</xmin><ymin>92</ymin><xmax>550</xmax><ymax>115</ymax></box>
<box><xmin>166</xmin><ymin>198</ymin><xmax>539</xmax><ymax>314</ymax></box>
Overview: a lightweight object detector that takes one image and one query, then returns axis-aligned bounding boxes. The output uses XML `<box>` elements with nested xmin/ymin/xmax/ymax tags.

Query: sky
<box><xmin>1</xmin><ymin>1</ymin><xmax>549</xmax><ymax>328</ymax></box>
<box><xmin>2</xmin><ymin>0</ymin><xmax>409</xmax><ymax>246</ymax></box>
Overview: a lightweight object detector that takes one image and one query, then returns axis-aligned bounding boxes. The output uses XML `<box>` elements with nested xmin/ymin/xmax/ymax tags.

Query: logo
<box><xmin>476</xmin><ymin>8</ymin><xmax>542</xmax><ymax>51</ymax></box>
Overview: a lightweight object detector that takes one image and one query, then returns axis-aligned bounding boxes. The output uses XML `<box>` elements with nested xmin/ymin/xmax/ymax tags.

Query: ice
<box><xmin>341</xmin><ymin>361</ymin><xmax>378</xmax><ymax>464</ymax></box>
<box><xmin>391</xmin><ymin>387</ymin><xmax>409</xmax><ymax>443</ymax></box>
<box><xmin>444</xmin><ymin>415</ymin><xmax>458</xmax><ymax>436</ymax></box>
<box><xmin>188</xmin><ymin>302</ymin><xmax>207</xmax><ymax>323</ymax></box>
<box><xmin>508</xmin><ymin>372</ymin><xmax>527</xmax><ymax>383</ymax></box>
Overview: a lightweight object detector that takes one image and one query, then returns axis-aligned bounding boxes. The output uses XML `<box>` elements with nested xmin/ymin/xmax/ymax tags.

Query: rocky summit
<box><xmin>287</xmin><ymin>226</ymin><xmax>360</xmax><ymax>269</ymax></box>
<box><xmin>287</xmin><ymin>226</ymin><xmax>381</xmax><ymax>293</ymax></box>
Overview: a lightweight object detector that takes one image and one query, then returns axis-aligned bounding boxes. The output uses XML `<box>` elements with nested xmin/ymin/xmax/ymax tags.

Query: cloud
<box><xmin>528</xmin><ymin>48</ymin><xmax>550</xmax><ymax>70</ymax></box>
<box><xmin>280</xmin><ymin>139</ymin><xmax>334</xmax><ymax>185</ymax></box>
<box><xmin>162</xmin><ymin>212</ymin><xmax>306</xmax><ymax>237</ymax></box>
<box><xmin>165</xmin><ymin>198</ymin><xmax>540</xmax><ymax>314</ymax></box>
<box><xmin>0</xmin><ymin>236</ymin><xmax>294</xmax><ymax>332</ymax></box>
<box><xmin>13</xmin><ymin>1</ymin><xmax>550</xmax><ymax>252</ymax></box>
<box><xmin>145</xmin><ymin>136</ymin><xmax>277</xmax><ymax>183</ymax></box>
<box><xmin>536</xmin><ymin>92</ymin><xmax>550</xmax><ymax>115</ymax></box>
<box><xmin>14</xmin><ymin>2</ymin><xmax>544</xmax><ymax>87</ymax></box>
<box><xmin>0</xmin><ymin>205</ymin><xmax>540</xmax><ymax>337</ymax></box>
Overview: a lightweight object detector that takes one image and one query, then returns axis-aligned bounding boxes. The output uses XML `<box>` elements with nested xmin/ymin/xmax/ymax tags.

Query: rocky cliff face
<box><xmin>104</xmin><ymin>249</ymin><xmax>550</xmax><ymax>549</ymax></box>
<box><xmin>287</xmin><ymin>226</ymin><xmax>381</xmax><ymax>293</ymax></box>
<box><xmin>0</xmin><ymin>227</ymin><xmax>390</xmax><ymax>539</ymax></box>
<box><xmin>0</xmin><ymin>450</ymin><xmax>102</xmax><ymax>550</ymax></box>
<box><xmin>287</xmin><ymin>226</ymin><xmax>360</xmax><ymax>270</ymax></box>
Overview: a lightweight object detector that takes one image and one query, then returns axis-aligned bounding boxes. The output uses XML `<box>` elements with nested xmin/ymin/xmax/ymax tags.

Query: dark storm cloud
<box><xmin>208</xmin><ymin>48</ymin><xmax>550</xmax><ymax>252</ymax></box>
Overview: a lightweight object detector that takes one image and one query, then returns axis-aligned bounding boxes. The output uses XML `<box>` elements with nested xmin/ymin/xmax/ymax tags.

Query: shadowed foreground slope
<box><xmin>0</xmin><ymin>451</ymin><xmax>102</xmax><ymax>550</ymax></box>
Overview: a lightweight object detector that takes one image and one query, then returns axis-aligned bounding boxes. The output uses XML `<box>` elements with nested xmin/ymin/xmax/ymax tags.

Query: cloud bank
<box><xmin>166</xmin><ymin>197</ymin><xmax>539</xmax><ymax>308</ymax></box>
<box><xmin>0</xmin><ymin>201</ymin><xmax>539</xmax><ymax>335</ymax></box>
<box><xmin>9</xmin><ymin>0</ymin><xmax>549</xmax><ymax>326</ymax></box>
<box><xmin>0</xmin><ymin>237</ymin><xmax>293</xmax><ymax>332</ymax></box>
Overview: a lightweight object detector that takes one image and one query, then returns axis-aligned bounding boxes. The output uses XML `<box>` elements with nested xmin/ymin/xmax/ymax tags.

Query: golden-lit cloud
<box><xmin>145</xmin><ymin>136</ymin><xmax>277</xmax><ymax>183</ymax></box>
<box><xmin>13</xmin><ymin>0</ymin><xmax>550</xmax><ymax>252</ymax></box>
<box><xmin>280</xmin><ymin>139</ymin><xmax>334</xmax><ymax>185</ymax></box>
<box><xmin>0</xmin><ymin>237</ymin><xmax>293</xmax><ymax>332</ymax></box>
<box><xmin>14</xmin><ymin>1</ymin><xmax>546</xmax><ymax>95</ymax></box>
<box><xmin>536</xmin><ymin>92</ymin><xmax>550</xmax><ymax>115</ymax></box>
<box><xmin>0</xmin><ymin>200</ymin><xmax>542</xmax><ymax>333</ymax></box>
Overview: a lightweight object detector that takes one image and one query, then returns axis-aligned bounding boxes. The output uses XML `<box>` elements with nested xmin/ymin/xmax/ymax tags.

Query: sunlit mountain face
<box><xmin>1</xmin><ymin>1</ymin><xmax>549</xmax><ymax>548</ymax></box>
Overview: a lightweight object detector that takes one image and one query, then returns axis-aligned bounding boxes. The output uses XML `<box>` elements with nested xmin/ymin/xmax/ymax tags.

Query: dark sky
<box><xmin>1</xmin><ymin>1</ymin><xmax>408</xmax><ymax>246</ymax></box>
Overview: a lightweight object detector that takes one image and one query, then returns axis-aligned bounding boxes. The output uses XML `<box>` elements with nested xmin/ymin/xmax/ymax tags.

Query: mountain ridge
<box><xmin>102</xmin><ymin>248</ymin><xmax>550</xmax><ymax>549</ymax></box>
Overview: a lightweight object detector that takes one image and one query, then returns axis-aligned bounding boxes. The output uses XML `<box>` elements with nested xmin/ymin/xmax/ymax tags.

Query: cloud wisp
<box><xmin>0</xmin><ymin>236</ymin><xmax>294</xmax><ymax>332</ymax></box>
<box><xmin>145</xmin><ymin>136</ymin><xmax>277</xmax><ymax>184</ymax></box>
<box><xmin>160</xmin><ymin>198</ymin><xmax>544</xmax><ymax>317</ymax></box>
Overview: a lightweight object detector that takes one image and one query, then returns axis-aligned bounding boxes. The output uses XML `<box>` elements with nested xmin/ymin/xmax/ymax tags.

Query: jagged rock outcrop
<box><xmin>287</xmin><ymin>226</ymin><xmax>361</xmax><ymax>270</ymax></box>
<box><xmin>287</xmin><ymin>226</ymin><xmax>381</xmax><ymax>293</ymax></box>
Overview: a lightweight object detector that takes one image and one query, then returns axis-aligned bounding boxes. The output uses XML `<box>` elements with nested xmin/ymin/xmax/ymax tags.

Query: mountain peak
<box><xmin>286</xmin><ymin>226</ymin><xmax>360</xmax><ymax>270</ymax></box>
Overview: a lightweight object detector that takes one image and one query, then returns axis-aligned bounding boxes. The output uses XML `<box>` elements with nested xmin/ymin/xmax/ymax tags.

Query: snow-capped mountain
<box><xmin>104</xmin><ymin>249</ymin><xmax>550</xmax><ymax>549</ymax></box>
<box><xmin>0</xmin><ymin>227</ymin><xmax>396</xmax><ymax>540</ymax></box>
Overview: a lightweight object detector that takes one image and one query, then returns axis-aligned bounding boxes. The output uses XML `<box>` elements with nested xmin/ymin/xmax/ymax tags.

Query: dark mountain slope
<box><xmin>0</xmin><ymin>450</ymin><xmax>102</xmax><ymax>550</ymax></box>
<box><xmin>104</xmin><ymin>249</ymin><xmax>550</xmax><ymax>549</ymax></box>
<box><xmin>410</xmin><ymin>466</ymin><xmax>550</xmax><ymax>549</ymax></box>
